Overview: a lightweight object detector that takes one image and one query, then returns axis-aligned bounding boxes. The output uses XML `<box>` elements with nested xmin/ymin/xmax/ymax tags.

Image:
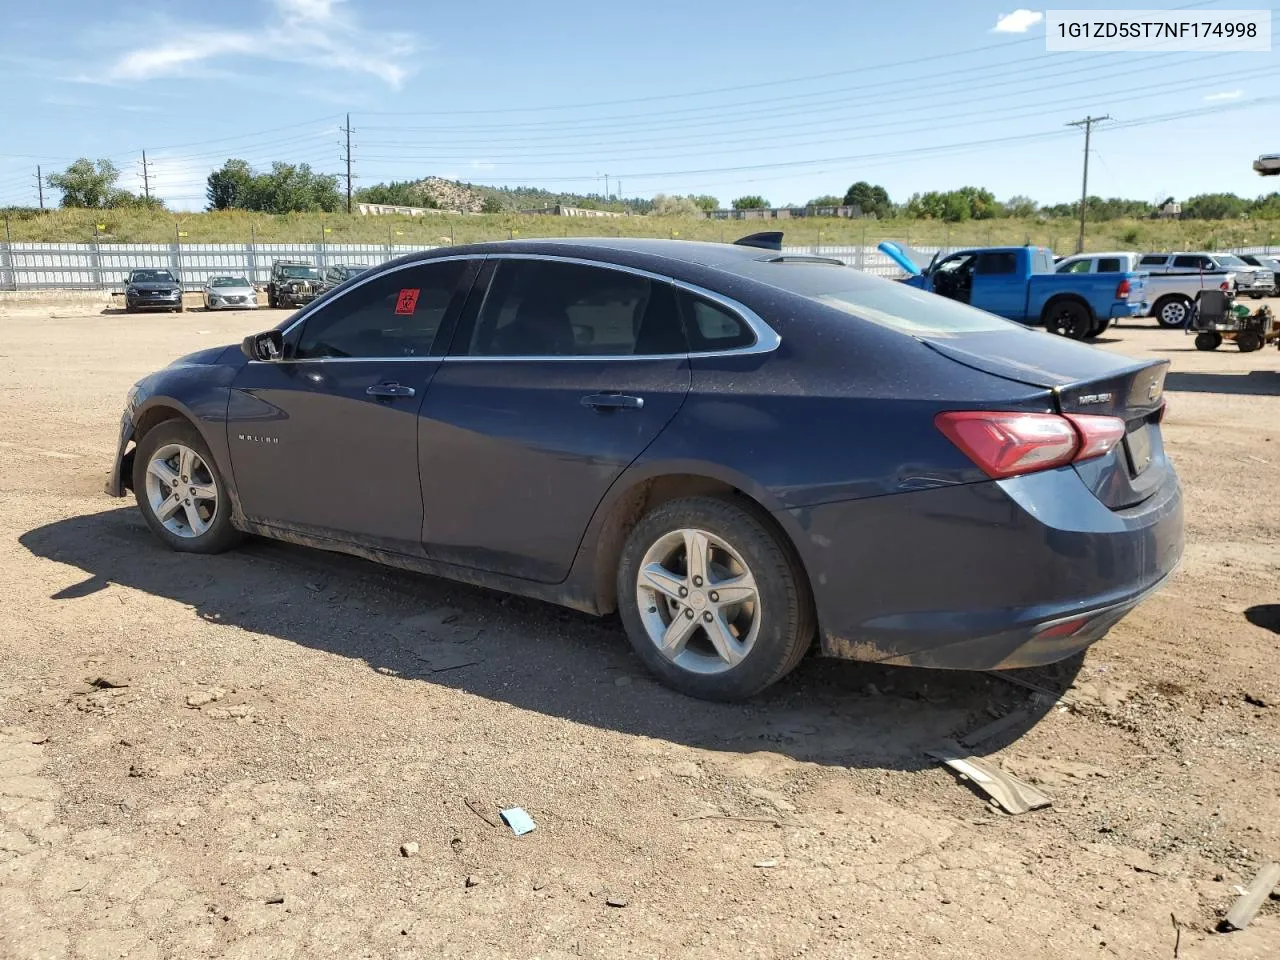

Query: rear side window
<box><xmin>973</xmin><ymin>252</ymin><xmax>1017</xmax><ymax>275</ymax></box>
<box><xmin>1172</xmin><ymin>255</ymin><xmax>1202</xmax><ymax>269</ymax></box>
<box><xmin>680</xmin><ymin>293</ymin><xmax>755</xmax><ymax>351</ymax></box>
<box><xmin>1139</xmin><ymin>255</ymin><xmax>1168</xmax><ymax>266</ymax></box>
<box><xmin>1096</xmin><ymin>257</ymin><xmax>1122</xmax><ymax>272</ymax></box>
<box><xmin>465</xmin><ymin>259</ymin><xmax>685</xmax><ymax>357</ymax></box>
<box><xmin>1057</xmin><ymin>259</ymin><xmax>1093</xmax><ymax>274</ymax></box>
<box><xmin>293</xmin><ymin>260</ymin><xmax>465</xmax><ymax>359</ymax></box>
<box><xmin>753</xmin><ymin>262</ymin><xmax>1013</xmax><ymax>335</ymax></box>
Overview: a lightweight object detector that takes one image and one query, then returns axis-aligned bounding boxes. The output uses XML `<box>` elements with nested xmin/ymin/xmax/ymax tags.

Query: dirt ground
<box><xmin>1</xmin><ymin>298</ymin><xmax>1278</xmax><ymax>960</ymax></box>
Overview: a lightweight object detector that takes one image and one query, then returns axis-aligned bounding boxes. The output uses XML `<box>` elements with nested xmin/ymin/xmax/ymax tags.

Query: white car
<box><xmin>1055</xmin><ymin>251</ymin><xmax>1235</xmax><ymax>328</ymax></box>
<box><xmin>202</xmin><ymin>276</ymin><xmax>259</xmax><ymax>311</ymax></box>
<box><xmin>1140</xmin><ymin>251</ymin><xmax>1274</xmax><ymax>303</ymax></box>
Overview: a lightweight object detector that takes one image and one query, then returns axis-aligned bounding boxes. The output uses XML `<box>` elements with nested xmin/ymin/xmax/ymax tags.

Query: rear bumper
<box><xmin>1110</xmin><ymin>300</ymin><xmax>1149</xmax><ymax>318</ymax></box>
<box><xmin>786</xmin><ymin>466</ymin><xmax>1183</xmax><ymax>671</ymax></box>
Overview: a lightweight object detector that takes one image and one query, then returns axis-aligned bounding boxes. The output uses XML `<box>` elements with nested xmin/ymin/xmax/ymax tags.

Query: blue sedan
<box><xmin>106</xmin><ymin>235</ymin><xmax>1183</xmax><ymax>700</ymax></box>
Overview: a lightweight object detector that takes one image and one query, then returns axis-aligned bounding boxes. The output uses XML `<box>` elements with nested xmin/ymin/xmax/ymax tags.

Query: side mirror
<box><xmin>241</xmin><ymin>330</ymin><xmax>284</xmax><ymax>361</ymax></box>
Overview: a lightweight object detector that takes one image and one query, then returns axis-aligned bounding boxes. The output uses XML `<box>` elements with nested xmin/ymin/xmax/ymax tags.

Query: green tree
<box><xmin>1003</xmin><ymin>195</ymin><xmax>1038</xmax><ymax>218</ymax></box>
<box><xmin>842</xmin><ymin>181</ymin><xmax>893</xmax><ymax>218</ymax></box>
<box><xmin>355</xmin><ymin>180</ymin><xmax>437</xmax><ymax>208</ymax></box>
<box><xmin>1182</xmin><ymin>192</ymin><xmax>1247</xmax><ymax>220</ymax></box>
<box><xmin>732</xmin><ymin>195</ymin><xmax>769</xmax><ymax>210</ymax></box>
<box><xmin>480</xmin><ymin>196</ymin><xmax>505</xmax><ymax>213</ymax></box>
<box><xmin>47</xmin><ymin>158</ymin><xmax>120</xmax><ymax>208</ymax></box>
<box><xmin>648</xmin><ymin>194</ymin><xmax>705</xmax><ymax>217</ymax></box>
<box><xmin>206</xmin><ymin>159</ymin><xmax>256</xmax><ymax>210</ymax></box>
<box><xmin>806</xmin><ymin>195</ymin><xmax>844</xmax><ymax>207</ymax></box>
<box><xmin>691</xmin><ymin>194</ymin><xmax>719</xmax><ymax>212</ymax></box>
<box><xmin>1249</xmin><ymin>192</ymin><xmax>1280</xmax><ymax>218</ymax></box>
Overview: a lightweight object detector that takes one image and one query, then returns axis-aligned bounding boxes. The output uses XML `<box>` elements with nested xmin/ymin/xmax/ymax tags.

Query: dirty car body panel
<box><xmin>107</xmin><ymin>238</ymin><xmax>1183</xmax><ymax>674</ymax></box>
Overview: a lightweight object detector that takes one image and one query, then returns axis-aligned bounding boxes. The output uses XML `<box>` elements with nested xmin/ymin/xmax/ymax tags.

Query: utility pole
<box><xmin>604</xmin><ymin>173</ymin><xmax>609</xmax><ymax>201</ymax></box>
<box><xmin>341</xmin><ymin>113</ymin><xmax>354</xmax><ymax>214</ymax></box>
<box><xmin>1067</xmin><ymin>115</ymin><xmax>1109</xmax><ymax>253</ymax></box>
<box><xmin>140</xmin><ymin>150</ymin><xmax>152</xmax><ymax>201</ymax></box>
<box><xmin>35</xmin><ymin>166</ymin><xmax>44</xmax><ymax>210</ymax></box>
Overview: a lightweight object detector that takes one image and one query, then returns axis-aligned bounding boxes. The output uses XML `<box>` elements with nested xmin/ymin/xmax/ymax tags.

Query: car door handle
<box><xmin>581</xmin><ymin>393</ymin><xmax>644</xmax><ymax>411</ymax></box>
<box><xmin>366</xmin><ymin>382</ymin><xmax>416</xmax><ymax>398</ymax></box>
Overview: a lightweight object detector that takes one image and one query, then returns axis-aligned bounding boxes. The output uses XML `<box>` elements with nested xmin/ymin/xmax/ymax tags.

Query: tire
<box><xmin>268</xmin><ymin>289</ymin><xmax>278</xmax><ymax>309</ymax></box>
<box><xmin>174</xmin><ymin>305</ymin><xmax>184</xmax><ymax>313</ymax></box>
<box><xmin>1087</xmin><ymin>316</ymin><xmax>1111</xmax><ymax>339</ymax></box>
<box><xmin>1194</xmin><ymin>331</ymin><xmax>1222</xmax><ymax>351</ymax></box>
<box><xmin>1043</xmin><ymin>299</ymin><xmax>1093</xmax><ymax>340</ymax></box>
<box><xmin>132</xmin><ymin>420</ymin><xmax>241</xmax><ymax>554</ymax></box>
<box><xmin>1154</xmin><ymin>295</ymin><xmax>1193</xmax><ymax>329</ymax></box>
<box><xmin>616</xmin><ymin>495</ymin><xmax>815</xmax><ymax>701</ymax></box>
<box><xmin>1237</xmin><ymin>331</ymin><xmax>1263</xmax><ymax>353</ymax></box>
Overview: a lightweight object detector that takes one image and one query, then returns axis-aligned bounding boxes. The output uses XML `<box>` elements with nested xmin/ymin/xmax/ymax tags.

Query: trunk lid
<box><xmin>921</xmin><ymin>330</ymin><xmax>1170</xmax><ymax>509</ymax></box>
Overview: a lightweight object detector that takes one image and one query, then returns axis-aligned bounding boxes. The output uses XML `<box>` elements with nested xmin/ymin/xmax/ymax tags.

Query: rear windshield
<box><xmin>745</xmin><ymin>262</ymin><xmax>1015</xmax><ymax>336</ymax></box>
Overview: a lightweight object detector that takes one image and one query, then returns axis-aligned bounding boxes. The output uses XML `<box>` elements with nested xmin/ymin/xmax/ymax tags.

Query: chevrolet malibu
<box><xmin>106</xmin><ymin>237</ymin><xmax>1183</xmax><ymax>700</ymax></box>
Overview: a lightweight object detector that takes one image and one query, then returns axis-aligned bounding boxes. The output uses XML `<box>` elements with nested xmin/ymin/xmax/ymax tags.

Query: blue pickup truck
<box><xmin>878</xmin><ymin>243</ymin><xmax>1148</xmax><ymax>340</ymax></box>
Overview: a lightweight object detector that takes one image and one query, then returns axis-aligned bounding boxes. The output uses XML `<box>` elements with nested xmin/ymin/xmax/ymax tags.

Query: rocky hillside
<box><xmin>412</xmin><ymin>178</ymin><xmax>487</xmax><ymax>213</ymax></box>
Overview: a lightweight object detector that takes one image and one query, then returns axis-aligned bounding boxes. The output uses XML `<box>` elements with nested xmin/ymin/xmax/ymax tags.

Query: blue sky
<box><xmin>0</xmin><ymin>0</ymin><xmax>1276</xmax><ymax>212</ymax></box>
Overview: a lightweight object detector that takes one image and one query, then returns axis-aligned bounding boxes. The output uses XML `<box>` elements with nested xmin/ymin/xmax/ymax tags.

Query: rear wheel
<box><xmin>1154</xmin><ymin>295</ymin><xmax>1193</xmax><ymax>328</ymax></box>
<box><xmin>1089</xmin><ymin>316</ymin><xmax>1112</xmax><ymax>338</ymax></box>
<box><xmin>268</xmin><ymin>289</ymin><xmax>278</xmax><ymax>309</ymax></box>
<box><xmin>1237</xmin><ymin>330</ymin><xmax>1263</xmax><ymax>353</ymax></box>
<box><xmin>616</xmin><ymin>496</ymin><xmax>814</xmax><ymax>701</ymax></box>
<box><xmin>1194</xmin><ymin>331</ymin><xmax>1222</xmax><ymax>351</ymax></box>
<box><xmin>132</xmin><ymin>420</ymin><xmax>241</xmax><ymax>554</ymax></box>
<box><xmin>1043</xmin><ymin>300</ymin><xmax>1092</xmax><ymax>340</ymax></box>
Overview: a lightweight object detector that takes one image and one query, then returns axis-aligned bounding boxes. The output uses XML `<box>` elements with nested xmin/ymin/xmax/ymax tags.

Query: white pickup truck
<box><xmin>1055</xmin><ymin>251</ymin><xmax>1236</xmax><ymax>328</ymax></box>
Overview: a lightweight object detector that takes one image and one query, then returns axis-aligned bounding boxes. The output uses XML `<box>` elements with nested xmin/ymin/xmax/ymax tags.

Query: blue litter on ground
<box><xmin>500</xmin><ymin>807</ymin><xmax>536</xmax><ymax>836</ymax></box>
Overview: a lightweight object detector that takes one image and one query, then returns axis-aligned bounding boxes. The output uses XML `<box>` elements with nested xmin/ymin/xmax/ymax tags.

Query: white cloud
<box><xmin>1203</xmin><ymin>89</ymin><xmax>1243</xmax><ymax>102</ymax></box>
<box><xmin>103</xmin><ymin>0</ymin><xmax>414</xmax><ymax>88</ymax></box>
<box><xmin>993</xmin><ymin>9</ymin><xmax>1044</xmax><ymax>33</ymax></box>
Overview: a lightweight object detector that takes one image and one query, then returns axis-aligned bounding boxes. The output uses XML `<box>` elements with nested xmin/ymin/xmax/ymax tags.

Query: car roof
<box><xmin>1061</xmin><ymin>251</ymin><xmax>1134</xmax><ymax>258</ymax></box>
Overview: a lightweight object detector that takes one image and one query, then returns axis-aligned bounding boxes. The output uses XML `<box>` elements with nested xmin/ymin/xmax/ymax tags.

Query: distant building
<box><xmin>519</xmin><ymin>204</ymin><xmax>626</xmax><ymax>218</ymax></box>
<box><xmin>356</xmin><ymin>202</ymin><xmax>434</xmax><ymax>217</ymax></box>
<box><xmin>1157</xmin><ymin>200</ymin><xmax>1182</xmax><ymax>219</ymax></box>
<box><xmin>704</xmin><ymin>205</ymin><xmax>861</xmax><ymax>220</ymax></box>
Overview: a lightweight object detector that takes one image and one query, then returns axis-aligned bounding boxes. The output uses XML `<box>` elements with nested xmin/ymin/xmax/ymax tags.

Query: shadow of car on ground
<box><xmin>21</xmin><ymin>507</ymin><xmax>1085</xmax><ymax>773</ymax></box>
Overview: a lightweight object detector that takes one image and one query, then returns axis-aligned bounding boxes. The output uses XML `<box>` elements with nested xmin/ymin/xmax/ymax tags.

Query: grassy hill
<box><xmin>2</xmin><ymin>205</ymin><xmax>1276</xmax><ymax>253</ymax></box>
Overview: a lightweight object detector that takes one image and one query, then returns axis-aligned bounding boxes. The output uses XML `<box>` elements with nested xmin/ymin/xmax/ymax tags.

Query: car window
<box><xmin>1057</xmin><ymin>259</ymin><xmax>1093</xmax><ymax>274</ymax></box>
<box><xmin>131</xmin><ymin>270</ymin><xmax>175</xmax><ymax>283</ymax></box>
<box><xmin>464</xmin><ymin>259</ymin><xmax>684</xmax><ymax>357</ymax></box>
<box><xmin>1215</xmin><ymin>255</ymin><xmax>1247</xmax><ymax>268</ymax></box>
<box><xmin>1172</xmin><ymin>255</ymin><xmax>1202</xmax><ymax>269</ymax></box>
<box><xmin>973</xmin><ymin>252</ymin><xmax>1017</xmax><ymax>276</ymax></box>
<box><xmin>1139</xmin><ymin>255</ymin><xmax>1168</xmax><ymax>266</ymax></box>
<box><xmin>293</xmin><ymin>260</ymin><xmax>466</xmax><ymax>360</ymax></box>
<box><xmin>1096</xmin><ymin>257</ymin><xmax>1122</xmax><ymax>272</ymax></box>
<box><xmin>757</xmin><ymin>262</ymin><xmax>1013</xmax><ymax>335</ymax></box>
<box><xmin>680</xmin><ymin>293</ymin><xmax>755</xmax><ymax>351</ymax></box>
<box><xmin>933</xmin><ymin>254</ymin><xmax>972</xmax><ymax>275</ymax></box>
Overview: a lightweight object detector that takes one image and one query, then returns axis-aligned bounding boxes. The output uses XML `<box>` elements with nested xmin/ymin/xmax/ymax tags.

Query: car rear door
<box><xmin>228</xmin><ymin>258</ymin><xmax>478</xmax><ymax>555</ymax></box>
<box><xmin>417</xmin><ymin>256</ymin><xmax>691</xmax><ymax>583</ymax></box>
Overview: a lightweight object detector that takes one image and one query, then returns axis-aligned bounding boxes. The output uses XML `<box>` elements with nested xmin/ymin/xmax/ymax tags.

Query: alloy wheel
<box><xmin>144</xmin><ymin>443</ymin><xmax>219</xmax><ymax>539</ymax></box>
<box><xmin>635</xmin><ymin>528</ymin><xmax>761</xmax><ymax>674</ymax></box>
<box><xmin>1159</xmin><ymin>300</ymin><xmax>1188</xmax><ymax>327</ymax></box>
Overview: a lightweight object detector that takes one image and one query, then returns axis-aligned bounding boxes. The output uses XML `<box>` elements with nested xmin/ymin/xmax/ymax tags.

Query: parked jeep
<box><xmin>267</xmin><ymin>260</ymin><xmax>323</xmax><ymax>309</ymax></box>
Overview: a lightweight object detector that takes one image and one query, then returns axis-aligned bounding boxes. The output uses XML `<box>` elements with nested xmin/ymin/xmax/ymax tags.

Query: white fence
<box><xmin>0</xmin><ymin>241</ymin><xmax>1273</xmax><ymax>291</ymax></box>
<box><xmin>0</xmin><ymin>242</ymin><xmax>435</xmax><ymax>291</ymax></box>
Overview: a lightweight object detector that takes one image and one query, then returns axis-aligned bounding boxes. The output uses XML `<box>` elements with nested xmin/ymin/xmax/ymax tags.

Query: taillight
<box><xmin>1064</xmin><ymin>414</ymin><xmax>1126</xmax><ymax>460</ymax></box>
<box><xmin>1116</xmin><ymin>278</ymin><xmax>1131</xmax><ymax>299</ymax></box>
<box><xmin>935</xmin><ymin>411</ymin><xmax>1126</xmax><ymax>479</ymax></box>
<box><xmin>1220</xmin><ymin>281</ymin><xmax>1231</xmax><ymax>291</ymax></box>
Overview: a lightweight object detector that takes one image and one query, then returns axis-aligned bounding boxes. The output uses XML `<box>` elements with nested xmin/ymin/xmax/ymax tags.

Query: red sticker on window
<box><xmin>395</xmin><ymin>288</ymin><xmax>420</xmax><ymax>315</ymax></box>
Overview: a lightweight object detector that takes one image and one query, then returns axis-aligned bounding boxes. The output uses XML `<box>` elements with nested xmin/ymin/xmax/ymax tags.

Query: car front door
<box><xmin>228</xmin><ymin>258</ymin><xmax>477</xmax><ymax>555</ymax></box>
<box><xmin>417</xmin><ymin>256</ymin><xmax>691</xmax><ymax>583</ymax></box>
<box><xmin>968</xmin><ymin>251</ymin><xmax>1024</xmax><ymax>319</ymax></box>
<box><xmin>929</xmin><ymin>253</ymin><xmax>976</xmax><ymax>304</ymax></box>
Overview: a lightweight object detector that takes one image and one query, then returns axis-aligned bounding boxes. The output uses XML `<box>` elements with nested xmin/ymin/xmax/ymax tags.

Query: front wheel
<box><xmin>1194</xmin><ymin>331</ymin><xmax>1222</xmax><ymax>351</ymax></box>
<box><xmin>132</xmin><ymin>420</ymin><xmax>241</xmax><ymax>554</ymax></box>
<box><xmin>1043</xmin><ymin>300</ymin><xmax>1092</xmax><ymax>340</ymax></box>
<box><xmin>1154</xmin><ymin>296</ymin><xmax>1193</xmax><ymax>328</ymax></box>
<box><xmin>616</xmin><ymin>496</ymin><xmax>814</xmax><ymax>701</ymax></box>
